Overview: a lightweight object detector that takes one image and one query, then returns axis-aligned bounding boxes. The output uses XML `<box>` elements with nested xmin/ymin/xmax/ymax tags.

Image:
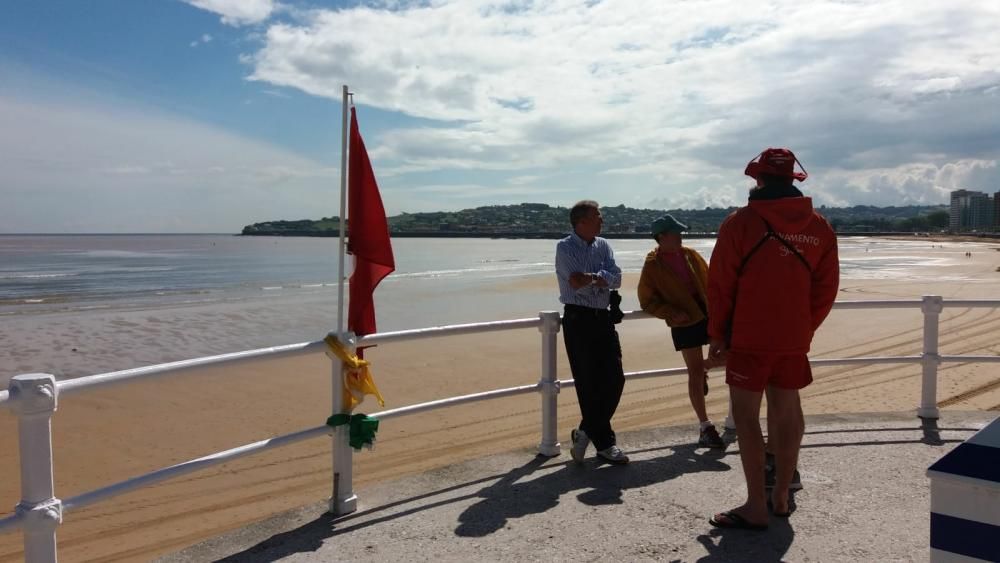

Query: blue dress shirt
<box><xmin>555</xmin><ymin>232</ymin><xmax>623</xmax><ymax>309</ymax></box>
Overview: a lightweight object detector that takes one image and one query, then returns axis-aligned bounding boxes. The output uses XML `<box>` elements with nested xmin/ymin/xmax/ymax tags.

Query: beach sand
<box><xmin>2</xmin><ymin>240</ymin><xmax>999</xmax><ymax>561</ymax></box>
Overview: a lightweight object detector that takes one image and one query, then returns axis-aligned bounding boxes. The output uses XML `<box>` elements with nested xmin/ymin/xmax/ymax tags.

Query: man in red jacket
<box><xmin>706</xmin><ymin>148</ymin><xmax>839</xmax><ymax>530</ymax></box>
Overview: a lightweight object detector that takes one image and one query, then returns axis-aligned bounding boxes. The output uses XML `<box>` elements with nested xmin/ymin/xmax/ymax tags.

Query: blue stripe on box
<box><xmin>928</xmin><ymin>442</ymin><xmax>1000</xmax><ymax>483</ymax></box>
<box><xmin>930</xmin><ymin>513</ymin><xmax>1000</xmax><ymax>562</ymax></box>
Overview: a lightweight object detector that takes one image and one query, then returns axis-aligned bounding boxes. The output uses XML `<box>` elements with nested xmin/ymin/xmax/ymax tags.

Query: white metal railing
<box><xmin>2</xmin><ymin>295</ymin><xmax>1000</xmax><ymax>561</ymax></box>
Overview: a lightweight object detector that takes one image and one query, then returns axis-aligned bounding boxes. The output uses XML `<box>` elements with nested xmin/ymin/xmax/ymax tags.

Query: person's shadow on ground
<box><xmin>455</xmin><ymin>443</ymin><xmax>731</xmax><ymax>537</ymax></box>
<box><xmin>694</xmin><ymin>492</ymin><xmax>798</xmax><ymax>563</ymax></box>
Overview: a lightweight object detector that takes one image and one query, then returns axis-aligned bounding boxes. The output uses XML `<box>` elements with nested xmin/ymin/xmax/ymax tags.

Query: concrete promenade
<box><xmin>160</xmin><ymin>411</ymin><xmax>996</xmax><ymax>562</ymax></box>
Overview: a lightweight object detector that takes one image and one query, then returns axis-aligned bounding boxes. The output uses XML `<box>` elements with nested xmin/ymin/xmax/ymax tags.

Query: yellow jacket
<box><xmin>637</xmin><ymin>247</ymin><xmax>709</xmax><ymax>328</ymax></box>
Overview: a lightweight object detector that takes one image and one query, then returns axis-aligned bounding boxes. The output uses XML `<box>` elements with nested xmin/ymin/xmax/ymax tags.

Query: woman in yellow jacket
<box><xmin>637</xmin><ymin>214</ymin><xmax>724</xmax><ymax>448</ymax></box>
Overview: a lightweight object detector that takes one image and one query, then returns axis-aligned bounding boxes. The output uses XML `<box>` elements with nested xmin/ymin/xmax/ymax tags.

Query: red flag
<box><xmin>347</xmin><ymin>107</ymin><xmax>395</xmax><ymax>337</ymax></box>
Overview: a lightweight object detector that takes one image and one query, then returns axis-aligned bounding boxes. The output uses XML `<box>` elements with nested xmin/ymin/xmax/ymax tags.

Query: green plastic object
<box><xmin>326</xmin><ymin>413</ymin><xmax>380</xmax><ymax>451</ymax></box>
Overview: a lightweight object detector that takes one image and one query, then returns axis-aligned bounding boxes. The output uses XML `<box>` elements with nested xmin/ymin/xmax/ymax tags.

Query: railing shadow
<box><xmin>209</xmin><ymin>421</ymin><xmax>980</xmax><ymax>562</ymax></box>
<box><xmin>919</xmin><ymin>417</ymin><xmax>945</xmax><ymax>445</ymax></box>
<box><xmin>214</xmin><ymin>471</ymin><xmax>508</xmax><ymax>562</ymax></box>
<box><xmin>214</xmin><ymin>445</ymin><xmax>732</xmax><ymax>561</ymax></box>
<box><xmin>799</xmin><ymin>419</ymin><xmax>970</xmax><ymax>446</ymax></box>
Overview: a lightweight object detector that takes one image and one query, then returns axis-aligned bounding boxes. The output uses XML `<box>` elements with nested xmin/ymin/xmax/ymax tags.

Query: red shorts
<box><xmin>724</xmin><ymin>352</ymin><xmax>812</xmax><ymax>392</ymax></box>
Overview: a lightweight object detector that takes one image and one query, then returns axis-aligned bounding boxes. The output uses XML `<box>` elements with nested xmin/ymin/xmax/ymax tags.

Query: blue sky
<box><xmin>2</xmin><ymin>0</ymin><xmax>999</xmax><ymax>233</ymax></box>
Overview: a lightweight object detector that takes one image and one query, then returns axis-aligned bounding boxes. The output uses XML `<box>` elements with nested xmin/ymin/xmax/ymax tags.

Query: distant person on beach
<box><xmin>556</xmin><ymin>200</ymin><xmax>629</xmax><ymax>465</ymax></box>
<box><xmin>637</xmin><ymin>214</ymin><xmax>725</xmax><ymax>448</ymax></box>
<box><xmin>706</xmin><ymin>148</ymin><xmax>839</xmax><ymax>529</ymax></box>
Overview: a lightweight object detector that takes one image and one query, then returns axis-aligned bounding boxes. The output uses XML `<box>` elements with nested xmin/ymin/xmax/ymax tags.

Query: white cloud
<box><xmin>9</xmin><ymin>0</ymin><xmax>999</xmax><ymax>234</ymax></box>
<box><xmin>650</xmin><ymin>185</ymin><xmax>745</xmax><ymax>211</ymax></box>
<box><xmin>507</xmin><ymin>175</ymin><xmax>541</xmax><ymax>186</ymax></box>
<box><xmin>238</xmin><ymin>0</ymin><xmax>1000</xmax><ymax>209</ymax></box>
<box><xmin>0</xmin><ymin>94</ymin><xmax>337</xmax><ymax>233</ymax></box>
<box><xmin>189</xmin><ymin>33</ymin><xmax>215</xmax><ymax>47</ymax></box>
<box><xmin>182</xmin><ymin>0</ymin><xmax>275</xmax><ymax>26</ymax></box>
<box><xmin>815</xmin><ymin>159</ymin><xmax>999</xmax><ymax>207</ymax></box>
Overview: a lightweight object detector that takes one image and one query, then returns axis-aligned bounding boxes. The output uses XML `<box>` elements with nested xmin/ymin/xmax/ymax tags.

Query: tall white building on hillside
<box><xmin>949</xmin><ymin>190</ymin><xmax>995</xmax><ymax>232</ymax></box>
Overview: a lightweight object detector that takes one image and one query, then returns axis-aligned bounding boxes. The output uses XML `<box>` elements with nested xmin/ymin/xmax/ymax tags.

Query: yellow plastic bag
<box><xmin>324</xmin><ymin>334</ymin><xmax>386</xmax><ymax>412</ymax></box>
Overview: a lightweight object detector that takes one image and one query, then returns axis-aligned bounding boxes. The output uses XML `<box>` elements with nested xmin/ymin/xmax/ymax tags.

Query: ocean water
<box><xmin>0</xmin><ymin>234</ymin><xmax>986</xmax><ymax>380</ymax></box>
<box><xmin>0</xmin><ymin>235</ymin><xmax>676</xmax><ymax>321</ymax></box>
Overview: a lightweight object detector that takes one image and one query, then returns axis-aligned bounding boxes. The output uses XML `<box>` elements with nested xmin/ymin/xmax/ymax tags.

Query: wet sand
<box><xmin>1</xmin><ymin>241</ymin><xmax>999</xmax><ymax>561</ymax></box>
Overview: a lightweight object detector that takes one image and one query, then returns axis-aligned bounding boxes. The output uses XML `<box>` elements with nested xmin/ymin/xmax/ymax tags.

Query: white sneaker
<box><xmin>596</xmin><ymin>444</ymin><xmax>629</xmax><ymax>465</ymax></box>
<box><xmin>570</xmin><ymin>428</ymin><xmax>589</xmax><ymax>463</ymax></box>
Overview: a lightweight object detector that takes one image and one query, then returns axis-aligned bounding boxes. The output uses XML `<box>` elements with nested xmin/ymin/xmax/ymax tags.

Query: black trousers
<box><xmin>562</xmin><ymin>304</ymin><xmax>625</xmax><ymax>451</ymax></box>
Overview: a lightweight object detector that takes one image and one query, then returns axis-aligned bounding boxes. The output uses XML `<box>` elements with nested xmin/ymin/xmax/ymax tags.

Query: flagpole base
<box><xmin>329</xmin><ymin>494</ymin><xmax>357</xmax><ymax>516</ymax></box>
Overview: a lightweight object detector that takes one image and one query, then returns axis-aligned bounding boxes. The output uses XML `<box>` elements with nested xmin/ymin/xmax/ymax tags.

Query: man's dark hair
<box><xmin>570</xmin><ymin>200</ymin><xmax>599</xmax><ymax>226</ymax></box>
<box><xmin>750</xmin><ymin>176</ymin><xmax>803</xmax><ymax>200</ymax></box>
<box><xmin>758</xmin><ymin>173</ymin><xmax>794</xmax><ymax>188</ymax></box>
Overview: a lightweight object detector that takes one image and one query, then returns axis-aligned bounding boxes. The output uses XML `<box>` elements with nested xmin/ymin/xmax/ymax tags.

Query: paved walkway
<box><xmin>159</xmin><ymin>411</ymin><xmax>995</xmax><ymax>562</ymax></box>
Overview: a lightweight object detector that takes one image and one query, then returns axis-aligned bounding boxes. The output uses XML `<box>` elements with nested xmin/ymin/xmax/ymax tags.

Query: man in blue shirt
<box><xmin>555</xmin><ymin>200</ymin><xmax>628</xmax><ymax>465</ymax></box>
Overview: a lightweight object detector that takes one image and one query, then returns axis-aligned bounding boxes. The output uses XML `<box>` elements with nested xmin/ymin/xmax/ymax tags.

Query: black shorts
<box><xmin>671</xmin><ymin>317</ymin><xmax>709</xmax><ymax>351</ymax></box>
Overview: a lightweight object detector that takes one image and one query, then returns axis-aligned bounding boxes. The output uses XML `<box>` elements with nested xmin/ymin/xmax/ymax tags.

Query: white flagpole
<box><xmin>336</xmin><ymin>84</ymin><xmax>349</xmax><ymax>335</ymax></box>
<box><xmin>330</xmin><ymin>83</ymin><xmax>357</xmax><ymax>515</ymax></box>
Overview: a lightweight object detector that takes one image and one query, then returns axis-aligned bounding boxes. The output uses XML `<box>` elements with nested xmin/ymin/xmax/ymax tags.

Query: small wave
<box><xmin>80</xmin><ymin>250</ymin><xmax>184</xmax><ymax>259</ymax></box>
<box><xmin>261</xmin><ymin>286</ymin><xmax>283</xmax><ymax>291</ymax></box>
<box><xmin>0</xmin><ymin>272</ymin><xmax>77</xmax><ymax>280</ymax></box>
<box><xmin>0</xmin><ymin>295</ymin><xmax>72</xmax><ymax>306</ymax></box>
<box><xmin>112</xmin><ymin>266</ymin><xmax>177</xmax><ymax>273</ymax></box>
<box><xmin>1</xmin><ymin>266</ymin><xmax>177</xmax><ymax>280</ymax></box>
<box><xmin>392</xmin><ymin>262</ymin><xmax>553</xmax><ymax>279</ymax></box>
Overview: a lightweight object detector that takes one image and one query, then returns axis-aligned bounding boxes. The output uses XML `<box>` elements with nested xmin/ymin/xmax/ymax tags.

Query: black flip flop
<box><xmin>709</xmin><ymin>511</ymin><xmax>768</xmax><ymax>531</ymax></box>
<box><xmin>767</xmin><ymin>499</ymin><xmax>796</xmax><ymax>517</ymax></box>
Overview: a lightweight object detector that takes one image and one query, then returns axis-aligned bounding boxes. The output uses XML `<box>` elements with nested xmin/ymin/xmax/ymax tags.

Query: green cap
<box><xmin>651</xmin><ymin>214</ymin><xmax>688</xmax><ymax>238</ymax></box>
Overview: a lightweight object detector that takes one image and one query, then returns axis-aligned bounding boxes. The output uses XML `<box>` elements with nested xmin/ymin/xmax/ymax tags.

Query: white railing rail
<box><xmin>2</xmin><ymin>296</ymin><xmax>1000</xmax><ymax>561</ymax></box>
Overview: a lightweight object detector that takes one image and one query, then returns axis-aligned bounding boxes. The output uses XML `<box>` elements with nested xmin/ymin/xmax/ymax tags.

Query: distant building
<box><xmin>950</xmin><ymin>189</ymin><xmax>995</xmax><ymax>232</ymax></box>
<box><xmin>995</xmin><ymin>191</ymin><xmax>1000</xmax><ymax>231</ymax></box>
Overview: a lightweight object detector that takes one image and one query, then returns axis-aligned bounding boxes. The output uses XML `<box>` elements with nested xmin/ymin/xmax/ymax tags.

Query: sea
<box><xmin>0</xmin><ymin>234</ymin><xmax>984</xmax><ymax>381</ymax></box>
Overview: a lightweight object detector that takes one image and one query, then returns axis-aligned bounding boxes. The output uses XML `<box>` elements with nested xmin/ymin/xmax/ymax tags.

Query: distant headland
<box><xmin>241</xmin><ymin>202</ymin><xmax>953</xmax><ymax>238</ymax></box>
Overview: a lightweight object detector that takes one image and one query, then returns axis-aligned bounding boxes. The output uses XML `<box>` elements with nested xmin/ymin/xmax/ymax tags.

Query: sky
<box><xmin>2</xmin><ymin>1</ymin><xmax>999</xmax><ymax>233</ymax></box>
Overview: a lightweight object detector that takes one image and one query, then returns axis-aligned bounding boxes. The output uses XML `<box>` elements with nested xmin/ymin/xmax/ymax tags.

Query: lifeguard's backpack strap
<box><xmin>759</xmin><ymin>218</ymin><xmax>812</xmax><ymax>272</ymax></box>
<box><xmin>737</xmin><ymin>232</ymin><xmax>772</xmax><ymax>277</ymax></box>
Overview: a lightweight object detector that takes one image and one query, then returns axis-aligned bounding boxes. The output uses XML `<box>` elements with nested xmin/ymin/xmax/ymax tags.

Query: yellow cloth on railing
<box><xmin>324</xmin><ymin>334</ymin><xmax>386</xmax><ymax>412</ymax></box>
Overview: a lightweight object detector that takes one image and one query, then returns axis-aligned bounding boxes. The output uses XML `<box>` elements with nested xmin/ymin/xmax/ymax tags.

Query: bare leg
<box><xmin>681</xmin><ymin>347</ymin><xmax>708</xmax><ymax>423</ymax></box>
<box><xmin>766</xmin><ymin>386</ymin><xmax>804</xmax><ymax>514</ymax></box>
<box><xmin>765</xmin><ymin>387</ymin><xmax>776</xmax><ymax>455</ymax></box>
<box><xmin>718</xmin><ymin>385</ymin><xmax>768</xmax><ymax>525</ymax></box>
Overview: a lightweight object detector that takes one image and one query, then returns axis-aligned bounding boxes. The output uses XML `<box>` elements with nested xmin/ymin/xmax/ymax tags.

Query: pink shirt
<box><xmin>658</xmin><ymin>250</ymin><xmax>699</xmax><ymax>298</ymax></box>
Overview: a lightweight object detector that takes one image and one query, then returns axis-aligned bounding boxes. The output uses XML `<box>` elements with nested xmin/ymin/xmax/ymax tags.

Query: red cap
<box><xmin>745</xmin><ymin>148</ymin><xmax>808</xmax><ymax>182</ymax></box>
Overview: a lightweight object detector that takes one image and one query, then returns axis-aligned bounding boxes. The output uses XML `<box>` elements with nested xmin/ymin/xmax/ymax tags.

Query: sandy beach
<box><xmin>2</xmin><ymin>239</ymin><xmax>999</xmax><ymax>561</ymax></box>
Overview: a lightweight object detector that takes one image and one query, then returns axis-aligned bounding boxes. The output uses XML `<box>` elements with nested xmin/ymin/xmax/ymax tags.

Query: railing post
<box><xmin>537</xmin><ymin>311</ymin><xmax>562</xmax><ymax>456</ymax></box>
<box><xmin>9</xmin><ymin>374</ymin><xmax>62</xmax><ymax>563</ymax></box>
<box><xmin>918</xmin><ymin>295</ymin><xmax>943</xmax><ymax>420</ymax></box>
<box><xmin>327</xmin><ymin>332</ymin><xmax>357</xmax><ymax>516</ymax></box>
